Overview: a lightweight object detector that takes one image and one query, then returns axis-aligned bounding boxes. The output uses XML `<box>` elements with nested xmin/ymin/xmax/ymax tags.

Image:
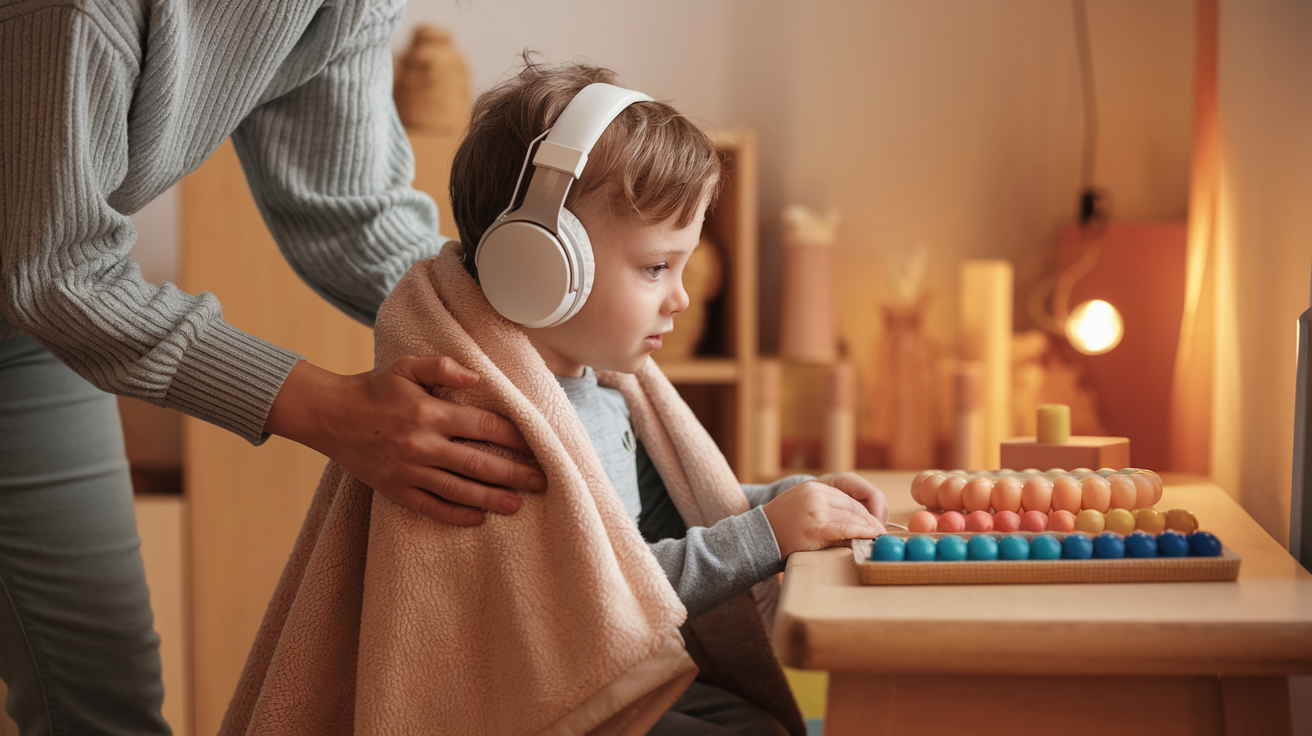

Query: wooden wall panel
<box><xmin>180</xmin><ymin>140</ymin><xmax>375</xmax><ymax>734</ymax></box>
<box><xmin>135</xmin><ymin>495</ymin><xmax>192</xmax><ymax>736</ymax></box>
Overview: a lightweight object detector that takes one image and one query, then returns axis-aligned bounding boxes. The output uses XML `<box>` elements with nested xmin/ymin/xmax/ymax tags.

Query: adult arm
<box><xmin>231</xmin><ymin>1</ymin><xmax>547</xmax><ymax>522</ymax></box>
<box><xmin>228</xmin><ymin>0</ymin><xmax>444</xmax><ymax>327</ymax></box>
<box><xmin>0</xmin><ymin>7</ymin><xmax>541</xmax><ymax>524</ymax></box>
<box><xmin>0</xmin><ymin>6</ymin><xmax>292</xmax><ymax>442</ymax></box>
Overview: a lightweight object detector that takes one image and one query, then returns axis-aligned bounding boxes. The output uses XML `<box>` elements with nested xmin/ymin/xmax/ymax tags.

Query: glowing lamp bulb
<box><xmin>1065</xmin><ymin>299</ymin><xmax>1123</xmax><ymax>355</ymax></box>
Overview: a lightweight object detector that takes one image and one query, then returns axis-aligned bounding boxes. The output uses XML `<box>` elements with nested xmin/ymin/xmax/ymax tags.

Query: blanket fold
<box><xmin>219</xmin><ymin>244</ymin><xmax>804</xmax><ymax>736</ymax></box>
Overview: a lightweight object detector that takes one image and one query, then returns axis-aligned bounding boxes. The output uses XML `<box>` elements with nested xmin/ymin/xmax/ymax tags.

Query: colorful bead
<box><xmin>966</xmin><ymin>535</ymin><xmax>999</xmax><ymax>561</ymax></box>
<box><xmin>1157</xmin><ymin>530</ymin><xmax>1189</xmax><ymax>557</ymax></box>
<box><xmin>871</xmin><ymin>535</ymin><xmax>906</xmax><ymax>561</ymax></box>
<box><xmin>905</xmin><ymin>535</ymin><xmax>937</xmax><ymax>561</ymax></box>
<box><xmin>1124</xmin><ymin>530</ymin><xmax>1158</xmax><ymax>558</ymax></box>
<box><xmin>1092</xmin><ymin>532</ymin><xmax>1125</xmax><ymax>559</ymax></box>
<box><xmin>1061</xmin><ymin>533</ymin><xmax>1094</xmax><ymax>560</ymax></box>
<box><xmin>1030</xmin><ymin>534</ymin><xmax>1063</xmax><ymax>560</ymax></box>
<box><xmin>936</xmin><ymin>535</ymin><xmax>968</xmax><ymax>561</ymax></box>
<box><xmin>1187</xmin><ymin>531</ymin><xmax>1222</xmax><ymax>557</ymax></box>
<box><xmin>998</xmin><ymin>535</ymin><xmax>1030</xmax><ymax>560</ymax></box>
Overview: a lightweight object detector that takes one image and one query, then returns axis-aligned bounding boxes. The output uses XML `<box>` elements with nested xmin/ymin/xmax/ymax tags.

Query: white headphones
<box><xmin>473</xmin><ymin>82</ymin><xmax>653</xmax><ymax>328</ymax></box>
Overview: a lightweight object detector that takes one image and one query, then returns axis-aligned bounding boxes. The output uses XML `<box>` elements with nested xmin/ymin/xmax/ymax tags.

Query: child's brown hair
<box><xmin>449</xmin><ymin>58</ymin><xmax>722</xmax><ymax>251</ymax></box>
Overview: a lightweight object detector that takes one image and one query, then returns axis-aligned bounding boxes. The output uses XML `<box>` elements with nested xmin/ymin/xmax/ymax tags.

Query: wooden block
<box><xmin>1000</xmin><ymin>435</ymin><xmax>1131</xmax><ymax>471</ymax></box>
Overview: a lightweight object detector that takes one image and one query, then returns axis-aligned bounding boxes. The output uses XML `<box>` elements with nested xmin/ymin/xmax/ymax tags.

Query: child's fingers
<box><xmin>831</xmin><ymin>477</ymin><xmax>891</xmax><ymax>525</ymax></box>
<box><xmin>823</xmin><ymin>505</ymin><xmax>884</xmax><ymax>542</ymax></box>
<box><xmin>825</xmin><ymin>471</ymin><xmax>874</xmax><ymax>495</ymax></box>
<box><xmin>825</xmin><ymin>486</ymin><xmax>879</xmax><ymax>521</ymax></box>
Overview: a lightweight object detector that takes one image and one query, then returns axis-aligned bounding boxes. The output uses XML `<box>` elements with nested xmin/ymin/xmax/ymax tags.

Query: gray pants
<box><xmin>650</xmin><ymin>680</ymin><xmax>789</xmax><ymax>736</ymax></box>
<box><xmin>0</xmin><ymin>336</ymin><xmax>170</xmax><ymax>736</ymax></box>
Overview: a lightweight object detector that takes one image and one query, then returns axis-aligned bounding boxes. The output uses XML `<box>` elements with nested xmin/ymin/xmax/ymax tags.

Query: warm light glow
<box><xmin>1065</xmin><ymin>299</ymin><xmax>1124</xmax><ymax>355</ymax></box>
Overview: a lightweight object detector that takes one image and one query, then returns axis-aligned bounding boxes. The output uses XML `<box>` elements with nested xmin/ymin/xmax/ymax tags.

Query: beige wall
<box><xmin>719</xmin><ymin>0</ymin><xmax>1193</xmax><ymax>444</ymax></box>
<box><xmin>1211</xmin><ymin>0</ymin><xmax>1312</xmax><ymax>547</ymax></box>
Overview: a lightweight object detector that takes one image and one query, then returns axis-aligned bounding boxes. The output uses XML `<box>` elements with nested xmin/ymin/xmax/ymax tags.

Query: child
<box><xmin>450</xmin><ymin>61</ymin><xmax>889</xmax><ymax>736</ymax></box>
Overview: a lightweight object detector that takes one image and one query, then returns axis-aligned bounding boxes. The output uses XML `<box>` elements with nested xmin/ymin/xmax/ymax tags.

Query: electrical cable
<box><xmin>1028</xmin><ymin>0</ymin><xmax>1109</xmax><ymax>336</ymax></box>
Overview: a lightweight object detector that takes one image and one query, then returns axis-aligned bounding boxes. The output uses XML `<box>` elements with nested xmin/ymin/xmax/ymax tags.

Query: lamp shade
<box><xmin>1066</xmin><ymin>299</ymin><xmax>1124</xmax><ymax>355</ymax></box>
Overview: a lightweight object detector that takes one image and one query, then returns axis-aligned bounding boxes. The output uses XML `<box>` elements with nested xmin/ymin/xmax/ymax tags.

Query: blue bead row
<box><xmin>870</xmin><ymin>530</ymin><xmax>1223</xmax><ymax>562</ymax></box>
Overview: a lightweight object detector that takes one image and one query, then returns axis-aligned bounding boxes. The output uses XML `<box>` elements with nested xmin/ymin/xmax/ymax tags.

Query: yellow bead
<box><xmin>1074</xmin><ymin>509</ymin><xmax>1106</xmax><ymax>535</ymax></box>
<box><xmin>1164</xmin><ymin>508</ymin><xmax>1199</xmax><ymax>534</ymax></box>
<box><xmin>1105</xmin><ymin>508</ymin><xmax>1136</xmax><ymax>535</ymax></box>
<box><xmin>1135</xmin><ymin>508</ymin><xmax>1166</xmax><ymax>534</ymax></box>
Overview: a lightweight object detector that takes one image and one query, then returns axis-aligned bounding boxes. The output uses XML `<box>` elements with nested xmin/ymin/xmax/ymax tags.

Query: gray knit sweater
<box><xmin>0</xmin><ymin>0</ymin><xmax>444</xmax><ymax>443</ymax></box>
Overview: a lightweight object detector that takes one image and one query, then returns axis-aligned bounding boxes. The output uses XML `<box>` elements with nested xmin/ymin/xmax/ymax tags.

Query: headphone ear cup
<box><xmin>555</xmin><ymin>207</ymin><xmax>595</xmax><ymax>324</ymax></box>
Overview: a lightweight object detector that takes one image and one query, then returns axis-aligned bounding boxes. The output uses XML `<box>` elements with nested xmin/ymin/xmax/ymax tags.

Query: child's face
<box><xmin>523</xmin><ymin>196</ymin><xmax>707</xmax><ymax>377</ymax></box>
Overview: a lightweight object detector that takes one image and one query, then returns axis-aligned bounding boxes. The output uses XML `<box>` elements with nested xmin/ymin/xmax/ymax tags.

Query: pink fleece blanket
<box><xmin>219</xmin><ymin>244</ymin><xmax>804</xmax><ymax>736</ymax></box>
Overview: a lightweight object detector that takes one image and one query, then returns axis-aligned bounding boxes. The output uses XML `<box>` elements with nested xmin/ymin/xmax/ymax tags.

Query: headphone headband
<box><xmin>533</xmin><ymin>84</ymin><xmax>654</xmax><ymax>178</ymax></box>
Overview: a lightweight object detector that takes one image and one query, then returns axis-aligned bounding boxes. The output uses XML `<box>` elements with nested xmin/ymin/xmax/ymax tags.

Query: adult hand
<box><xmin>815</xmin><ymin>472</ymin><xmax>890</xmax><ymax>525</ymax></box>
<box><xmin>761</xmin><ymin>481</ymin><xmax>885</xmax><ymax>561</ymax></box>
<box><xmin>265</xmin><ymin>356</ymin><xmax>545</xmax><ymax>526</ymax></box>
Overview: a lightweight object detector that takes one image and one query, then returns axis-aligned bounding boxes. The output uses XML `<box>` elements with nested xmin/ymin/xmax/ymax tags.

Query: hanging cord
<box><xmin>1028</xmin><ymin>0</ymin><xmax>1110</xmax><ymax>336</ymax></box>
<box><xmin>1074</xmin><ymin>0</ymin><xmax>1098</xmax><ymax>199</ymax></box>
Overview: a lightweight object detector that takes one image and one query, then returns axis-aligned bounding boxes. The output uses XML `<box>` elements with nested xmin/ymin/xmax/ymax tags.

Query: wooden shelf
<box><xmin>655</xmin><ymin>358</ymin><xmax>740</xmax><ymax>384</ymax></box>
<box><xmin>657</xmin><ymin>129</ymin><xmax>758</xmax><ymax>477</ymax></box>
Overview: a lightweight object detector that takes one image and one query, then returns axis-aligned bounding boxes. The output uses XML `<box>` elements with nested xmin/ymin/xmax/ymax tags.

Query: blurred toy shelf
<box><xmin>654</xmin><ymin>358</ymin><xmax>740</xmax><ymax>384</ymax></box>
<box><xmin>654</xmin><ymin>129</ymin><xmax>760</xmax><ymax>479</ymax></box>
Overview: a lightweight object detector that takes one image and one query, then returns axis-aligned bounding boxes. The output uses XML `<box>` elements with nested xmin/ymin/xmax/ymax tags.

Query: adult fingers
<box><xmin>400</xmin><ymin>355</ymin><xmax>481</xmax><ymax>390</ymax></box>
<box><xmin>431</xmin><ymin>400</ymin><xmax>533</xmax><ymax>457</ymax></box>
<box><xmin>422</xmin><ymin>436</ymin><xmax>545</xmax><ymax>494</ymax></box>
<box><xmin>382</xmin><ymin>485</ymin><xmax>487</xmax><ymax>526</ymax></box>
<box><xmin>408</xmin><ymin>465</ymin><xmax>526</xmax><ymax>515</ymax></box>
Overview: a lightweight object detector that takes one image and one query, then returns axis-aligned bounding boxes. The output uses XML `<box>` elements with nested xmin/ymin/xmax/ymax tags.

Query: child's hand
<box><xmin>762</xmin><ymin>481</ymin><xmax>886</xmax><ymax>560</ymax></box>
<box><xmin>816</xmin><ymin>472</ymin><xmax>890</xmax><ymax>525</ymax></box>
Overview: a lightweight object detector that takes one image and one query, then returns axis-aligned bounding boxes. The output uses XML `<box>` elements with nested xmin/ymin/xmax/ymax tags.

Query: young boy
<box><xmin>450</xmin><ymin>61</ymin><xmax>888</xmax><ymax>736</ymax></box>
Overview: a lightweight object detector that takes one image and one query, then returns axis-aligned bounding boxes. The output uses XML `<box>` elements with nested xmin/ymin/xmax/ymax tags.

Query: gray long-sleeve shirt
<box><xmin>556</xmin><ymin>369</ymin><xmax>813</xmax><ymax>618</ymax></box>
<box><xmin>0</xmin><ymin>0</ymin><xmax>444</xmax><ymax>442</ymax></box>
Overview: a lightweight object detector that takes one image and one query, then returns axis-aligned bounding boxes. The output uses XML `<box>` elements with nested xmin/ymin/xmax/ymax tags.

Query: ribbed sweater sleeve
<box><xmin>0</xmin><ymin>1</ymin><xmax>442</xmax><ymax>444</ymax></box>
<box><xmin>231</xmin><ymin>3</ymin><xmax>444</xmax><ymax>327</ymax></box>
<box><xmin>0</xmin><ymin>6</ymin><xmax>299</xmax><ymax>443</ymax></box>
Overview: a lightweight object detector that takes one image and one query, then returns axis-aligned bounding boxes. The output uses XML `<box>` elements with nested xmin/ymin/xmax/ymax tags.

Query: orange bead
<box><xmin>1051</xmin><ymin>476</ymin><xmax>1082</xmax><ymax>514</ymax></box>
<box><xmin>962</xmin><ymin>478</ymin><xmax>994</xmax><ymax>513</ymax></box>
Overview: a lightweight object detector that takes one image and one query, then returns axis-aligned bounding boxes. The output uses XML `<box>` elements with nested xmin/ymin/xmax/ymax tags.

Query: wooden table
<box><xmin>772</xmin><ymin>472</ymin><xmax>1312</xmax><ymax>735</ymax></box>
